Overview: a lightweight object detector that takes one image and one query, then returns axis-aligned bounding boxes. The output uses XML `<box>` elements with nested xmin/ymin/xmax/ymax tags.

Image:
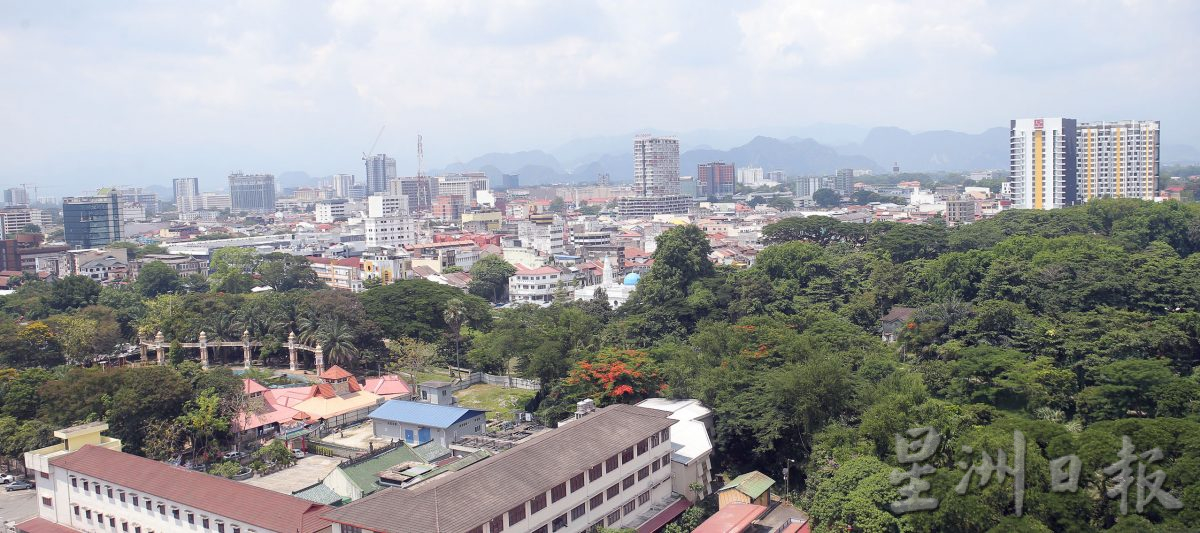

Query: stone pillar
<box><xmin>198</xmin><ymin>331</ymin><xmax>209</xmax><ymax>369</ymax></box>
<box><xmin>155</xmin><ymin>331</ymin><xmax>166</xmax><ymax>365</ymax></box>
<box><xmin>288</xmin><ymin>331</ymin><xmax>298</xmax><ymax>371</ymax></box>
<box><xmin>314</xmin><ymin>344</ymin><xmax>324</xmax><ymax>375</ymax></box>
<box><xmin>242</xmin><ymin>330</ymin><xmax>252</xmax><ymax>369</ymax></box>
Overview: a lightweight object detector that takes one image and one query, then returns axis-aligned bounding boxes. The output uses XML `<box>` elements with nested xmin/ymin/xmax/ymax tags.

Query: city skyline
<box><xmin>1</xmin><ymin>1</ymin><xmax>1196</xmax><ymax>190</ymax></box>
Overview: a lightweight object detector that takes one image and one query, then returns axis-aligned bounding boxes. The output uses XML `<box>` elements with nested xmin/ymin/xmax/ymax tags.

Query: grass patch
<box><xmin>398</xmin><ymin>369</ymin><xmax>455</xmax><ymax>385</ymax></box>
<box><xmin>454</xmin><ymin>384</ymin><xmax>537</xmax><ymax>422</ymax></box>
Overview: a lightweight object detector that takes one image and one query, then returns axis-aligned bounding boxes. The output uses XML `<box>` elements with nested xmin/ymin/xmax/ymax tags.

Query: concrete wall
<box><xmin>322</xmin><ymin>468</ymin><xmax>362</xmax><ymax>501</ymax></box>
<box><xmin>447</xmin><ymin>371</ymin><xmax>541</xmax><ymax>392</ymax></box>
<box><xmin>671</xmin><ymin>450</ymin><xmax>714</xmax><ymax>501</ymax></box>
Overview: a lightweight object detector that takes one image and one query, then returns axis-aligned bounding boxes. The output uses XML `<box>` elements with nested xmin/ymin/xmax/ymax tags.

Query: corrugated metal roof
<box><xmin>339</xmin><ymin>445</ymin><xmax>423</xmax><ymax>496</ymax></box>
<box><xmin>692</xmin><ymin>503</ymin><xmax>767</xmax><ymax>533</ymax></box>
<box><xmin>293</xmin><ymin>483</ymin><xmax>345</xmax><ymax>506</ymax></box>
<box><xmin>721</xmin><ymin>470</ymin><xmax>776</xmax><ymax>500</ymax></box>
<box><xmin>368</xmin><ymin>400</ymin><xmax>486</xmax><ymax>429</ymax></box>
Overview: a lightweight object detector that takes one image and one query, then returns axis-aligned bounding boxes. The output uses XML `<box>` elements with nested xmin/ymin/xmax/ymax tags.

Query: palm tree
<box><xmin>443</xmin><ymin>298</ymin><xmax>467</xmax><ymax>377</ymax></box>
<box><xmin>296</xmin><ymin>308</ymin><xmax>321</xmax><ymax>347</ymax></box>
<box><xmin>206</xmin><ymin>313</ymin><xmax>239</xmax><ymax>364</ymax></box>
<box><xmin>319</xmin><ymin>318</ymin><xmax>359</xmax><ymax>369</ymax></box>
<box><xmin>269</xmin><ymin>297</ymin><xmax>301</xmax><ymax>338</ymax></box>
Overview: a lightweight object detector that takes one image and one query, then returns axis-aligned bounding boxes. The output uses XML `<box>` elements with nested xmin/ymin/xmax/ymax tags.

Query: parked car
<box><xmin>291</xmin><ymin>449</ymin><xmax>305</xmax><ymax>459</ymax></box>
<box><xmin>6</xmin><ymin>480</ymin><xmax>33</xmax><ymax>491</ymax></box>
<box><xmin>0</xmin><ymin>474</ymin><xmax>14</xmax><ymax>484</ymax></box>
<box><xmin>222</xmin><ymin>451</ymin><xmax>248</xmax><ymax>461</ymax></box>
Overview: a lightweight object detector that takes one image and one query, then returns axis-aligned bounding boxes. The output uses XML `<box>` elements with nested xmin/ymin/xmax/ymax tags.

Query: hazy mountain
<box><xmin>416</xmin><ymin>127</ymin><xmax>1200</xmax><ymax>188</ymax></box>
<box><xmin>683</xmin><ymin>136</ymin><xmax>879</xmax><ymax>176</ymax></box>
<box><xmin>277</xmin><ymin>171</ymin><xmax>317</xmax><ymax>189</ymax></box>
<box><xmin>443</xmin><ymin>150</ymin><xmax>564</xmax><ymax>175</ymax></box>
<box><xmin>837</xmin><ymin>127</ymin><xmax>1010</xmax><ymax>171</ymax></box>
<box><xmin>143</xmin><ymin>184</ymin><xmax>173</xmax><ymax>199</ymax></box>
<box><xmin>1163</xmin><ymin>144</ymin><xmax>1200</xmax><ymax>165</ymax></box>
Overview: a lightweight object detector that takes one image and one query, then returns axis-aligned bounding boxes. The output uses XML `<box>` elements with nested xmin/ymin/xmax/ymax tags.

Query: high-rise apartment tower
<box><xmin>633</xmin><ymin>135</ymin><xmax>680</xmax><ymax>197</ymax></box>
<box><xmin>1009</xmin><ymin>118</ymin><xmax>1079</xmax><ymax>210</ymax></box>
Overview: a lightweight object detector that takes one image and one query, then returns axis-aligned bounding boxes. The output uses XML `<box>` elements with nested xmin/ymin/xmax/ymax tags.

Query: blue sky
<box><xmin>0</xmin><ymin>0</ymin><xmax>1196</xmax><ymax>191</ymax></box>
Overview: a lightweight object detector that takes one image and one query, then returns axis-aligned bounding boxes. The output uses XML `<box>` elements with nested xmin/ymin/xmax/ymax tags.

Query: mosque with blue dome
<box><xmin>573</xmin><ymin>254</ymin><xmax>639</xmax><ymax>308</ymax></box>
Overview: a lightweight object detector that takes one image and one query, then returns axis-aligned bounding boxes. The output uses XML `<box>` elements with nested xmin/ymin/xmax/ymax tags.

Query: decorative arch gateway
<box><xmin>138</xmin><ymin>330</ymin><xmax>326</xmax><ymax>373</ymax></box>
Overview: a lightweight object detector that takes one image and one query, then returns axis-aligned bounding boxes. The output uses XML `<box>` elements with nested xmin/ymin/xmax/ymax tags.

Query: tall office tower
<box><xmin>63</xmin><ymin>194</ymin><xmax>122</xmax><ymax>248</ymax></box>
<box><xmin>173</xmin><ymin>177</ymin><xmax>200</xmax><ymax>213</ymax></box>
<box><xmin>332</xmin><ymin>174</ymin><xmax>355</xmax><ymax>198</ymax></box>
<box><xmin>633</xmin><ymin>135</ymin><xmax>680</xmax><ymax>196</ymax></box>
<box><xmin>364</xmin><ymin>154</ymin><xmax>397</xmax><ymax>195</ymax></box>
<box><xmin>501</xmin><ymin>173</ymin><xmax>520</xmax><ymax>190</ymax></box>
<box><xmin>697</xmin><ymin>162</ymin><xmax>736</xmax><ymax>197</ymax></box>
<box><xmin>388</xmin><ymin>176</ymin><xmax>432</xmax><ymax>211</ymax></box>
<box><xmin>597</xmin><ymin>173</ymin><xmax>610</xmax><ymax>187</ymax></box>
<box><xmin>228</xmin><ymin>172</ymin><xmax>277</xmax><ymax>213</ymax></box>
<box><xmin>834</xmin><ymin>169</ymin><xmax>855</xmax><ymax>195</ymax></box>
<box><xmin>1009</xmin><ymin>118</ymin><xmax>1079</xmax><ymax>210</ymax></box>
<box><xmin>4</xmin><ymin>187</ymin><xmax>28</xmax><ymax>206</ymax></box>
<box><xmin>1076</xmin><ymin>120</ymin><xmax>1160</xmax><ymax>201</ymax></box>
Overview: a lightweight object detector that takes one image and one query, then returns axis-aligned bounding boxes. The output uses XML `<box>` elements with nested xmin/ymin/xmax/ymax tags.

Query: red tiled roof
<box><xmin>234</xmin><ymin>389</ymin><xmax>300</xmax><ymax>432</ymax></box>
<box><xmin>312</xmin><ymin>383</ymin><xmax>337</xmax><ymax>399</ymax></box>
<box><xmin>779</xmin><ymin>519</ymin><xmax>812</xmax><ymax>533</ymax></box>
<box><xmin>15</xmin><ymin>517</ymin><xmax>79</xmax><ymax>533</ymax></box>
<box><xmin>320</xmin><ymin>365</ymin><xmax>353</xmax><ymax>380</ymax></box>
<box><xmin>513</xmin><ymin>263</ymin><xmax>561</xmax><ymax>276</ymax></box>
<box><xmin>306</xmin><ymin>256</ymin><xmax>360</xmax><ymax>268</ymax></box>
<box><xmin>363</xmin><ymin>375</ymin><xmax>412</xmax><ymax>397</ymax></box>
<box><xmin>243</xmin><ymin>379</ymin><xmax>268</xmax><ymax>395</ymax></box>
<box><xmin>49</xmin><ymin>445</ymin><xmax>332</xmax><ymax>533</ymax></box>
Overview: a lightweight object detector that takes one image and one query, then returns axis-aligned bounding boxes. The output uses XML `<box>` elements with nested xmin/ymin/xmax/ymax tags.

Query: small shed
<box><xmin>718</xmin><ymin>471</ymin><xmax>775</xmax><ymax>509</ymax></box>
<box><xmin>418</xmin><ymin>380</ymin><xmax>456</xmax><ymax>405</ymax></box>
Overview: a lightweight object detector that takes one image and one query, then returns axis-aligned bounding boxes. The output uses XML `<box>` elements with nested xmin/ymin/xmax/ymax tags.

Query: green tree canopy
<box><xmin>360</xmin><ymin>279</ymin><xmax>491</xmax><ymax>342</ymax></box>
<box><xmin>135</xmin><ymin>260</ymin><xmax>183</xmax><ymax>298</ymax></box>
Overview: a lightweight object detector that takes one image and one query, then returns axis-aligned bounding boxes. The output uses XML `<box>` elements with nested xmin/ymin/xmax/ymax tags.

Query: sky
<box><xmin>0</xmin><ymin>0</ymin><xmax>1197</xmax><ymax>193</ymax></box>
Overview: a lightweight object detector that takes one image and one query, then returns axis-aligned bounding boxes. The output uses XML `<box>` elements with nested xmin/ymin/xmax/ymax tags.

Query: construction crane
<box><xmin>18</xmin><ymin>183</ymin><xmax>38</xmax><ymax>204</ymax></box>
<box><xmin>361</xmin><ymin>125</ymin><xmax>386</xmax><ymax>161</ymax></box>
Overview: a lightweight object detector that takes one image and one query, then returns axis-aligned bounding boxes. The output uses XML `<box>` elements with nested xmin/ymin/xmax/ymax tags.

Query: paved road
<box><xmin>0</xmin><ymin>488</ymin><xmax>36</xmax><ymax>527</ymax></box>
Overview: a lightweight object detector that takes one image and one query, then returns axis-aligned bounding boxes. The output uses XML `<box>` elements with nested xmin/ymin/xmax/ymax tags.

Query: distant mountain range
<box><xmin>200</xmin><ymin>126</ymin><xmax>1200</xmax><ymax>192</ymax></box>
<box><xmin>426</xmin><ymin>126</ymin><xmax>1021</xmax><ymax>186</ymax></box>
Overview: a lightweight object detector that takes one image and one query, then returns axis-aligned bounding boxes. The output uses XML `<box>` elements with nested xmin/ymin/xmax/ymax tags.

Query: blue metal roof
<box><xmin>368</xmin><ymin>400</ymin><xmax>487</xmax><ymax>429</ymax></box>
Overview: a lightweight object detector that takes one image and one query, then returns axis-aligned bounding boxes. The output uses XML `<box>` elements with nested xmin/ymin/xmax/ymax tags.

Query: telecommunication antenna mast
<box><xmin>417</xmin><ymin>134</ymin><xmax>424</xmax><ymax>178</ymax></box>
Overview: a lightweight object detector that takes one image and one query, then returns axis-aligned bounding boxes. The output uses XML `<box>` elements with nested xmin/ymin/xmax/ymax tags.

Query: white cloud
<box><xmin>736</xmin><ymin>0</ymin><xmax>995</xmax><ymax>70</ymax></box>
<box><xmin>0</xmin><ymin>0</ymin><xmax>1195</xmax><ymax>189</ymax></box>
